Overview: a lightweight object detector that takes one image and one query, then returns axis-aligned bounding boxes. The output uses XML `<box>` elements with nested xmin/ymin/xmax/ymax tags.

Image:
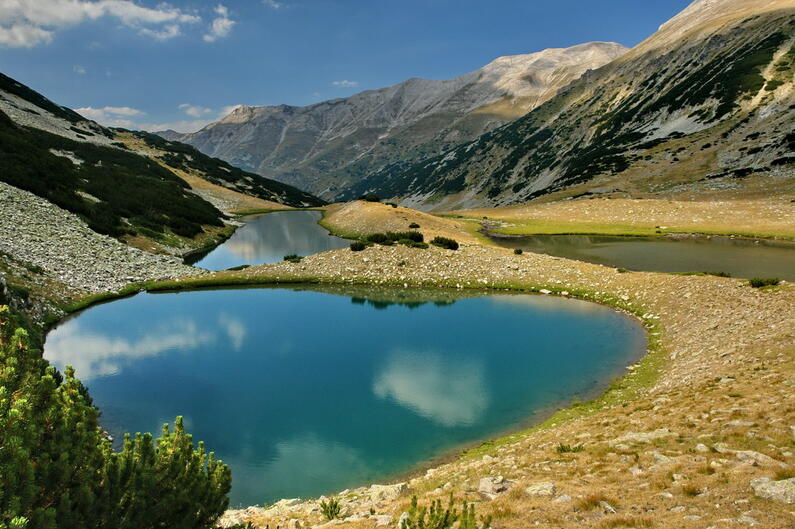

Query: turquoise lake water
<box><xmin>194</xmin><ymin>211</ymin><xmax>350</xmax><ymax>270</ymax></box>
<box><xmin>44</xmin><ymin>286</ymin><xmax>646</xmax><ymax>507</ymax></box>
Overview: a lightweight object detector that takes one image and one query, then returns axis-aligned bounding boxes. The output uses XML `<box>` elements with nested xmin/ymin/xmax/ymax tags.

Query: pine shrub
<box><xmin>350</xmin><ymin>241</ymin><xmax>367</xmax><ymax>252</ymax></box>
<box><xmin>0</xmin><ymin>307</ymin><xmax>231</xmax><ymax>529</ymax></box>
<box><xmin>430</xmin><ymin>237</ymin><xmax>459</xmax><ymax>250</ymax></box>
<box><xmin>749</xmin><ymin>277</ymin><xmax>780</xmax><ymax>288</ymax></box>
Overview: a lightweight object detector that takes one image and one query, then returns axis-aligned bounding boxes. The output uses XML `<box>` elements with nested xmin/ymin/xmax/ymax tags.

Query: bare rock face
<box><xmin>165</xmin><ymin>42</ymin><xmax>628</xmax><ymax>200</ymax></box>
<box><xmin>751</xmin><ymin>478</ymin><xmax>795</xmax><ymax>504</ymax></box>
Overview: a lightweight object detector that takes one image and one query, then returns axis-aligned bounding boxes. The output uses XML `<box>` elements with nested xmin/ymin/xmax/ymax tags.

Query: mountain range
<box><xmin>164</xmin><ymin>0</ymin><xmax>794</xmax><ymax>210</ymax></box>
<box><xmin>160</xmin><ymin>42</ymin><xmax>629</xmax><ymax>200</ymax></box>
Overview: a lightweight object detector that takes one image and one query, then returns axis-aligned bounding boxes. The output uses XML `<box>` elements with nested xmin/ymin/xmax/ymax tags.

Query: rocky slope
<box><xmin>0</xmin><ymin>181</ymin><xmax>200</xmax><ymax>294</ymax></box>
<box><xmin>163</xmin><ymin>43</ymin><xmax>628</xmax><ymax>199</ymax></box>
<box><xmin>0</xmin><ymin>73</ymin><xmax>322</xmax><ymax>209</ymax></box>
<box><xmin>350</xmin><ymin>0</ymin><xmax>795</xmax><ymax>210</ymax></box>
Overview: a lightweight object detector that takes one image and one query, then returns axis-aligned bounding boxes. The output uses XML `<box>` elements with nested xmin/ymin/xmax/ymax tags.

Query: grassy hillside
<box><xmin>0</xmin><ymin>109</ymin><xmax>225</xmax><ymax>240</ymax></box>
<box><xmin>131</xmin><ymin>130</ymin><xmax>325</xmax><ymax>208</ymax></box>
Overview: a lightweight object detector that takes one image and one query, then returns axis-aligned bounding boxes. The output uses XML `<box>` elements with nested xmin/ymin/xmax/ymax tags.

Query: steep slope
<box><xmin>0</xmin><ymin>73</ymin><xmax>323</xmax><ymax>254</ymax></box>
<box><xmin>351</xmin><ymin>0</ymin><xmax>795</xmax><ymax>210</ymax></box>
<box><xmin>165</xmin><ymin>42</ymin><xmax>628</xmax><ymax>199</ymax></box>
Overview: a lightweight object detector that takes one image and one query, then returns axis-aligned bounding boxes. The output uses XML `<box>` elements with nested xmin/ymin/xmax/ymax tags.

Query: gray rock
<box><xmin>374</xmin><ymin>515</ymin><xmax>392</xmax><ymax>527</ymax></box>
<box><xmin>368</xmin><ymin>483</ymin><xmax>409</xmax><ymax>503</ymax></box>
<box><xmin>612</xmin><ymin>429</ymin><xmax>677</xmax><ymax>445</ymax></box>
<box><xmin>598</xmin><ymin>500</ymin><xmax>617</xmax><ymax>514</ymax></box>
<box><xmin>478</xmin><ymin>476</ymin><xmax>513</xmax><ymax>499</ymax></box>
<box><xmin>750</xmin><ymin>477</ymin><xmax>795</xmax><ymax>503</ymax></box>
<box><xmin>524</xmin><ymin>482</ymin><xmax>556</xmax><ymax>497</ymax></box>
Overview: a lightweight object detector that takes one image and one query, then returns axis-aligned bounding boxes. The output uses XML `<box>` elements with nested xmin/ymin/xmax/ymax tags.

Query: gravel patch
<box><xmin>0</xmin><ymin>181</ymin><xmax>202</xmax><ymax>293</ymax></box>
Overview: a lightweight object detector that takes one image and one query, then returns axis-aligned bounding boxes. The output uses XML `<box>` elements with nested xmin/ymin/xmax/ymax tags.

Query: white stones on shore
<box><xmin>611</xmin><ymin>428</ymin><xmax>677</xmax><ymax>445</ymax></box>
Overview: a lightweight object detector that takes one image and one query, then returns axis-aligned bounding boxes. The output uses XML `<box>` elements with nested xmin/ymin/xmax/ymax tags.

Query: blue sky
<box><xmin>0</xmin><ymin>0</ymin><xmax>691</xmax><ymax>132</ymax></box>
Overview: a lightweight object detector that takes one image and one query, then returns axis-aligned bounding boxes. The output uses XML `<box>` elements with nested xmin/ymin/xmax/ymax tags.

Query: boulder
<box><xmin>478</xmin><ymin>476</ymin><xmax>513</xmax><ymax>499</ymax></box>
<box><xmin>374</xmin><ymin>515</ymin><xmax>393</xmax><ymax>527</ymax></box>
<box><xmin>524</xmin><ymin>482</ymin><xmax>556</xmax><ymax>497</ymax></box>
<box><xmin>368</xmin><ymin>483</ymin><xmax>409</xmax><ymax>503</ymax></box>
<box><xmin>750</xmin><ymin>478</ymin><xmax>795</xmax><ymax>504</ymax></box>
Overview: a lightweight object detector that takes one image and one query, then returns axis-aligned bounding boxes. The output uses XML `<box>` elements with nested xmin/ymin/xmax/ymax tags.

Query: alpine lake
<box><xmin>45</xmin><ymin>212</ymin><xmax>654</xmax><ymax>506</ymax></box>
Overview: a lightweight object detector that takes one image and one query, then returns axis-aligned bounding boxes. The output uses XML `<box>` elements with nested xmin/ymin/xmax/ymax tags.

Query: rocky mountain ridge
<box><xmin>350</xmin><ymin>0</ymin><xmax>795</xmax><ymax>209</ymax></box>
<box><xmin>163</xmin><ymin>42</ymin><xmax>628</xmax><ymax>199</ymax></box>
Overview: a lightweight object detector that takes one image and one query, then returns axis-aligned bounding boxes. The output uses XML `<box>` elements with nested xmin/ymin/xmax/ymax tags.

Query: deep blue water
<box><xmin>44</xmin><ymin>286</ymin><xmax>646</xmax><ymax>507</ymax></box>
<box><xmin>194</xmin><ymin>211</ymin><xmax>349</xmax><ymax>270</ymax></box>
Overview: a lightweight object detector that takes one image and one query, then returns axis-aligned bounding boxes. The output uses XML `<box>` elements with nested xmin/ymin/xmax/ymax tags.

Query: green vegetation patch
<box><xmin>0</xmin><ymin>308</ymin><xmax>231</xmax><ymax>529</ymax></box>
<box><xmin>0</xmin><ymin>111</ymin><xmax>225</xmax><ymax>239</ymax></box>
<box><xmin>133</xmin><ymin>131</ymin><xmax>325</xmax><ymax>208</ymax></box>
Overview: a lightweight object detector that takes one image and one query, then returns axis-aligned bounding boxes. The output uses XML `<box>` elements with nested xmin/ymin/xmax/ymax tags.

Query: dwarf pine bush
<box><xmin>0</xmin><ymin>306</ymin><xmax>231</xmax><ymax>529</ymax></box>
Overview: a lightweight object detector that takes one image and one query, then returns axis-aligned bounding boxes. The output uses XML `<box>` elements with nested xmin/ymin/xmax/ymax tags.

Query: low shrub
<box><xmin>411</xmin><ymin>242</ymin><xmax>429</xmax><ymax>249</ymax></box>
<box><xmin>350</xmin><ymin>241</ymin><xmax>367</xmax><ymax>252</ymax></box>
<box><xmin>366</xmin><ymin>231</ymin><xmax>424</xmax><ymax>244</ymax></box>
<box><xmin>401</xmin><ymin>495</ymin><xmax>491</xmax><ymax>529</ymax></box>
<box><xmin>283</xmin><ymin>254</ymin><xmax>303</xmax><ymax>263</ymax></box>
<box><xmin>513</xmin><ymin>248</ymin><xmax>523</xmax><ymax>255</ymax></box>
<box><xmin>359</xmin><ymin>193</ymin><xmax>381</xmax><ymax>202</ymax></box>
<box><xmin>749</xmin><ymin>277</ymin><xmax>780</xmax><ymax>288</ymax></box>
<box><xmin>320</xmin><ymin>498</ymin><xmax>342</xmax><ymax>520</ymax></box>
<box><xmin>409</xmin><ymin>223</ymin><xmax>420</xmax><ymax>229</ymax></box>
<box><xmin>556</xmin><ymin>443</ymin><xmax>585</xmax><ymax>454</ymax></box>
<box><xmin>366</xmin><ymin>233</ymin><xmax>389</xmax><ymax>244</ymax></box>
<box><xmin>431</xmin><ymin>236</ymin><xmax>459</xmax><ymax>250</ymax></box>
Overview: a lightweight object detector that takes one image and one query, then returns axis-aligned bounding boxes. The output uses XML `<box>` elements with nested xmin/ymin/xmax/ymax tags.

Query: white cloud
<box><xmin>179</xmin><ymin>103</ymin><xmax>213</xmax><ymax>118</ymax></box>
<box><xmin>75</xmin><ymin>105</ymin><xmax>144</xmax><ymax>127</ymax></box>
<box><xmin>45</xmin><ymin>318</ymin><xmax>215</xmax><ymax>380</ymax></box>
<box><xmin>73</xmin><ymin>64</ymin><xmax>87</xmax><ymax>75</ymax></box>
<box><xmin>75</xmin><ymin>102</ymin><xmax>241</xmax><ymax>133</ymax></box>
<box><xmin>373</xmin><ymin>351</ymin><xmax>489</xmax><ymax>427</ymax></box>
<box><xmin>0</xmin><ymin>22</ymin><xmax>53</xmax><ymax>47</ymax></box>
<box><xmin>262</xmin><ymin>0</ymin><xmax>285</xmax><ymax>9</ymax></box>
<box><xmin>203</xmin><ymin>4</ymin><xmax>234</xmax><ymax>43</ymax></box>
<box><xmin>332</xmin><ymin>80</ymin><xmax>359</xmax><ymax>88</ymax></box>
<box><xmin>0</xmin><ymin>0</ymin><xmax>201</xmax><ymax>47</ymax></box>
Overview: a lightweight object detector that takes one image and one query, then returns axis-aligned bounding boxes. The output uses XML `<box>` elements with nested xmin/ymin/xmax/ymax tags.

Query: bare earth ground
<box><xmin>191</xmin><ymin>201</ymin><xmax>795</xmax><ymax>529</ymax></box>
<box><xmin>454</xmin><ymin>197</ymin><xmax>795</xmax><ymax>239</ymax></box>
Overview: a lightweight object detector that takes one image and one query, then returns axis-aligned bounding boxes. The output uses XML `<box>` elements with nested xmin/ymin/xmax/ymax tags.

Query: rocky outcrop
<box><xmin>751</xmin><ymin>477</ymin><xmax>795</xmax><ymax>503</ymax></box>
<box><xmin>165</xmin><ymin>43</ymin><xmax>628</xmax><ymax>199</ymax></box>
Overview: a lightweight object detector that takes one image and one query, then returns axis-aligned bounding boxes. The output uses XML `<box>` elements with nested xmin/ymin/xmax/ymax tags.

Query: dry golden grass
<box><xmin>455</xmin><ymin>197</ymin><xmax>795</xmax><ymax>239</ymax></box>
<box><xmin>322</xmin><ymin>201</ymin><xmax>481</xmax><ymax>244</ymax></box>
